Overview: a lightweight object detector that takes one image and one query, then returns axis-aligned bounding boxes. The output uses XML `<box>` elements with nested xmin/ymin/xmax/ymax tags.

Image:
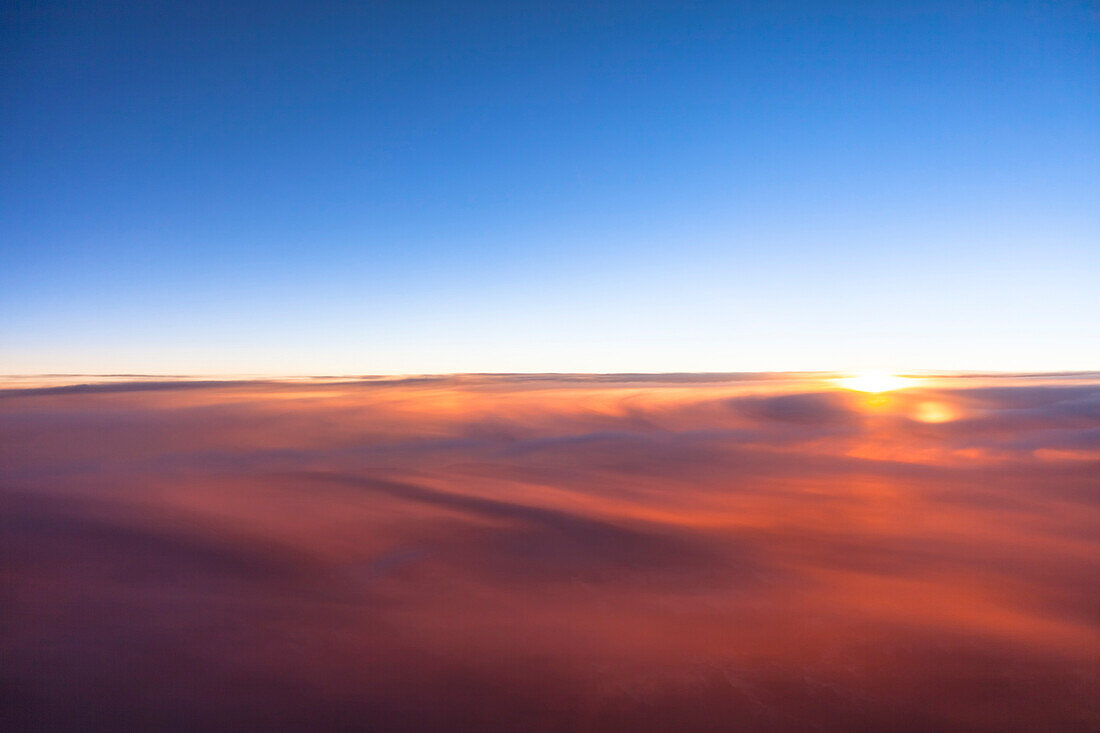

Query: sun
<box><xmin>834</xmin><ymin>371</ymin><xmax>918</xmax><ymax>393</ymax></box>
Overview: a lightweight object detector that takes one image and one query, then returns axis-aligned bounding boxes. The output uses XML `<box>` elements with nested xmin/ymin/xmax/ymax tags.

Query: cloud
<box><xmin>734</xmin><ymin>391</ymin><xmax>860</xmax><ymax>425</ymax></box>
<box><xmin>1</xmin><ymin>374</ymin><xmax>1098</xmax><ymax>731</ymax></box>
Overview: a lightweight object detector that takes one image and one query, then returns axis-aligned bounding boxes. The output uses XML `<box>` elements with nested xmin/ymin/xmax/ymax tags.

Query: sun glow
<box><xmin>913</xmin><ymin>401</ymin><xmax>957</xmax><ymax>423</ymax></box>
<box><xmin>834</xmin><ymin>372</ymin><xmax>918</xmax><ymax>393</ymax></box>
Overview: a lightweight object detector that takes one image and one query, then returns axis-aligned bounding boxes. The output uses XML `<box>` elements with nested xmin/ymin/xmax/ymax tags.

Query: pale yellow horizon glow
<box><xmin>834</xmin><ymin>372</ymin><xmax>920</xmax><ymax>393</ymax></box>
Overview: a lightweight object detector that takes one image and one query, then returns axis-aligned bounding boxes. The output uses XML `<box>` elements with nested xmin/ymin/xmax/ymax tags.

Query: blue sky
<box><xmin>3</xmin><ymin>0</ymin><xmax>1097</xmax><ymax>374</ymax></box>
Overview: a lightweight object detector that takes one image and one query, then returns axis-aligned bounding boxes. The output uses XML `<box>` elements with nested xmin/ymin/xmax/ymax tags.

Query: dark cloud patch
<box><xmin>950</xmin><ymin>385</ymin><xmax>1100</xmax><ymax>412</ymax></box>
<box><xmin>461</xmin><ymin>372</ymin><xmax>794</xmax><ymax>384</ymax></box>
<box><xmin>292</xmin><ymin>471</ymin><xmax>745</xmax><ymax>586</ymax></box>
<box><xmin>732</xmin><ymin>391</ymin><xmax>860</xmax><ymax>426</ymax></box>
<box><xmin>0</xmin><ymin>380</ymin><xmax>262</xmax><ymax>398</ymax></box>
<box><xmin>0</xmin><ymin>490</ymin><xmax>327</xmax><ymax>592</ymax></box>
<box><xmin>1000</xmin><ymin>427</ymin><xmax>1100</xmax><ymax>453</ymax></box>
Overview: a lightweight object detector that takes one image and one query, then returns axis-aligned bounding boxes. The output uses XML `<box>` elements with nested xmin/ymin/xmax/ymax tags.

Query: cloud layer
<box><xmin>1</xmin><ymin>374</ymin><xmax>1098</xmax><ymax>730</ymax></box>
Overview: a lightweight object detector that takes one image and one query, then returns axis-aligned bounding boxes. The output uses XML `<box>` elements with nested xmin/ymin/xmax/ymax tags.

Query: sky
<box><xmin>2</xmin><ymin>0</ymin><xmax>1097</xmax><ymax>375</ymax></box>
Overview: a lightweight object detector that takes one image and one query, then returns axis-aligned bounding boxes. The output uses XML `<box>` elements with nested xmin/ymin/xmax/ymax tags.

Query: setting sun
<box><xmin>834</xmin><ymin>372</ymin><xmax>918</xmax><ymax>393</ymax></box>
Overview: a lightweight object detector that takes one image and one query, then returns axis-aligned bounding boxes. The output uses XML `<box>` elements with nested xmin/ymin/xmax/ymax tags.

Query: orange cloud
<box><xmin>1</xmin><ymin>374</ymin><xmax>1097</xmax><ymax>730</ymax></box>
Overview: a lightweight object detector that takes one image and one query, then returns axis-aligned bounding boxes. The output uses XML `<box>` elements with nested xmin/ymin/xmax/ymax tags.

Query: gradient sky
<box><xmin>3</xmin><ymin>0</ymin><xmax>1097</xmax><ymax>374</ymax></box>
